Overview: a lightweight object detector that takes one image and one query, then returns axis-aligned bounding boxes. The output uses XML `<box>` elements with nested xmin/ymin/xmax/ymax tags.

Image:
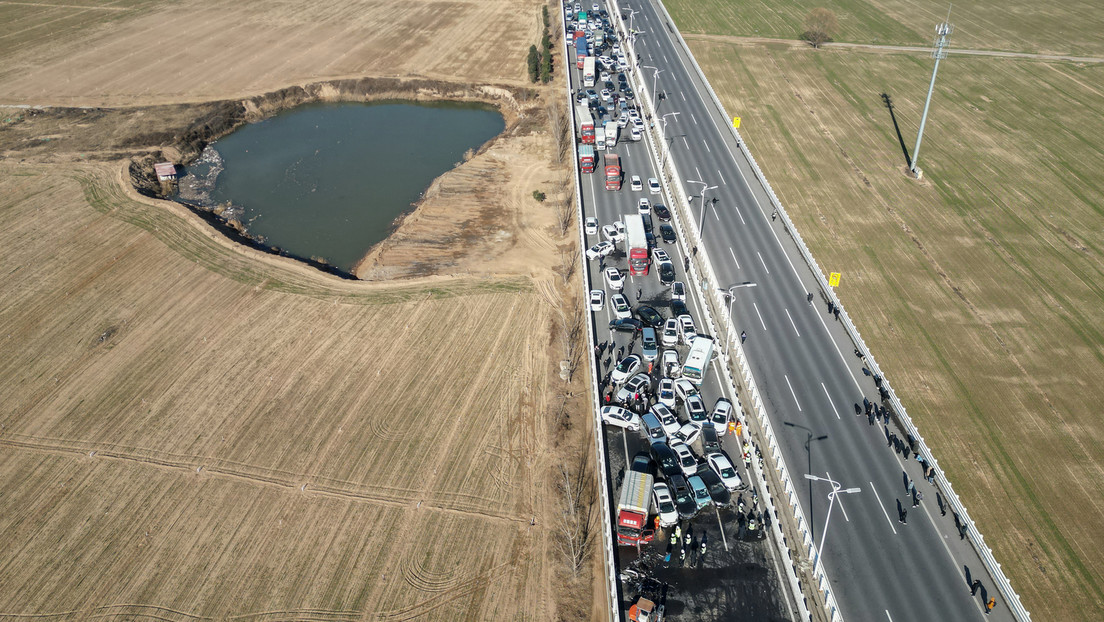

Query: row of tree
<box><xmin>528</xmin><ymin>6</ymin><xmax>554</xmax><ymax>83</ymax></box>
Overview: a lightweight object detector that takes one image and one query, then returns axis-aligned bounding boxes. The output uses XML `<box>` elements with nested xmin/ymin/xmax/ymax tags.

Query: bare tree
<box><xmin>557</xmin><ymin>245</ymin><xmax>579</xmax><ymax>287</ymax></box>
<box><xmin>803</xmin><ymin>8</ymin><xmax>839</xmax><ymax>48</ymax></box>
<box><xmin>546</xmin><ymin>98</ymin><xmax>571</xmax><ymax>164</ymax></box>
<box><xmin>557</xmin><ymin>448</ymin><xmax>596</xmax><ymax>577</ymax></box>
<box><xmin>555</xmin><ymin>299</ymin><xmax>584</xmax><ymax>380</ymax></box>
<box><xmin>555</xmin><ymin>191</ymin><xmax>574</xmax><ymax>237</ymax></box>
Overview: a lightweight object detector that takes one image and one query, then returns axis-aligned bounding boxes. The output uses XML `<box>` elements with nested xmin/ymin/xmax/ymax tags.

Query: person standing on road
<box><xmin>971</xmin><ymin>580</ymin><xmax>982</xmax><ymax>595</ymax></box>
<box><xmin>834</xmin><ymin>308</ymin><xmax>841</xmax><ymax>321</ymax></box>
<box><xmin>986</xmin><ymin>598</ymin><xmax>996</xmax><ymax>614</ymax></box>
<box><xmin>740</xmin><ymin>331</ymin><xmax>747</xmax><ymax>343</ymax></box>
<box><xmin>684</xmin><ymin>256</ymin><xmax>690</xmax><ymax>272</ymax></box>
<box><xmin>807</xmin><ymin>292</ymin><xmax>814</xmax><ymax>303</ymax></box>
<box><xmin>636</xmin><ymin>288</ymin><xmax>642</xmax><ymax>302</ymax></box>
<box><xmin>771</xmin><ymin>210</ymin><xmax>777</xmax><ymax>221</ymax></box>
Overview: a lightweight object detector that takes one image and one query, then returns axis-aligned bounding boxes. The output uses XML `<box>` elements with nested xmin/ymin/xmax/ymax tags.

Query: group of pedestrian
<box><xmin>826</xmin><ymin>299</ymin><xmax>841</xmax><ymax>321</ymax></box>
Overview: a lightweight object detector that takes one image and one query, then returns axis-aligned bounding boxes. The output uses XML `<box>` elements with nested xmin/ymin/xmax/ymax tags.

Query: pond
<box><xmin>179</xmin><ymin>101</ymin><xmax>505</xmax><ymax>274</ymax></box>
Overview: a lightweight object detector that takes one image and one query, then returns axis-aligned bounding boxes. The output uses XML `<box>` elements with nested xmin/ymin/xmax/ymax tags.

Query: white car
<box><xmin>661</xmin><ymin>318</ymin><xmax>679</xmax><ymax>347</ymax></box>
<box><xmin>662</xmin><ymin>348</ymin><xmax>680</xmax><ymax>378</ymax></box>
<box><xmin>589</xmin><ymin>289</ymin><xmax>605</xmax><ymax>311</ymax></box>
<box><xmin>600</xmin><ymin>88</ymin><xmax>613</xmax><ymax>103</ymax></box>
<box><xmin>601</xmin><ymin>224</ymin><xmax>624</xmax><ymax>244</ymax></box>
<box><xmin>586</xmin><ymin>240</ymin><xmax>615</xmax><ymax>261</ymax></box>
<box><xmin>585</xmin><ymin>216</ymin><xmax>599</xmax><ymax>235</ymax></box>
<box><xmin>612</xmin><ymin>42</ymin><xmax>621</xmax><ymax>55</ymax></box>
<box><xmin>652</xmin><ymin>248</ymin><xmax>670</xmax><ymax>263</ymax></box>
<box><xmin>611</xmin><ymin>354</ymin><xmax>642</xmax><ymax>384</ymax></box>
<box><xmin>604</xmin><ymin>267</ymin><xmax>625</xmax><ymax>291</ymax></box>
<box><xmin>599</xmin><ymin>71</ymin><xmax>610</xmax><ymax>83</ymax></box>
<box><xmin>685</xmin><ymin>394</ymin><xmax>708</xmax><ymax>424</ymax></box>
<box><xmin>614</xmin><ymin>220</ymin><xmax>626</xmax><ymax>238</ymax></box>
<box><xmin>628</xmin><ymin>108</ymin><xmax>641</xmax><ymax>121</ymax></box>
<box><xmin>674</xmin><ymin>422</ymin><xmax>701</xmax><ymax>446</ymax></box>
<box><xmin>616</xmin><ymin>373</ymin><xmax>651</xmax><ymax>403</ymax></box>
<box><xmin>673</xmin><ymin>378</ymin><xmax>698</xmax><ymax>402</ymax></box>
<box><xmin>641</xmin><ymin>327</ymin><xmax>659</xmax><ymax>362</ymax></box>
<box><xmin>630</xmin><ymin>126</ymin><xmax>643</xmax><ymax>141</ymax></box>
<box><xmin>651</xmin><ymin>402</ymin><xmax>680</xmax><ymax>435</ymax></box>
<box><xmin>711</xmin><ymin>398</ymin><xmax>733</xmax><ymax>433</ymax></box>
<box><xmin>630</xmin><ymin>175</ymin><xmax>642</xmax><ymax>191</ymax></box>
<box><xmin>591</xmin><ymin>2</ymin><xmax>599</xmax><ymax>11</ymax></box>
<box><xmin>599</xmin><ymin>55</ymin><xmax>614</xmax><ymax>69</ymax></box>
<box><xmin>707</xmin><ymin>453</ymin><xmax>742</xmax><ymax>491</ymax></box>
<box><xmin>632</xmin><ymin>118</ymin><xmax>645</xmax><ymax>134</ymax></box>
<box><xmin>671</xmin><ymin>281</ymin><xmax>685</xmax><ymax>301</ymax></box>
<box><xmin>648</xmin><ymin>177</ymin><xmax>661</xmax><ymax>194</ymax></box>
<box><xmin>610</xmin><ymin>293</ymin><xmax>631</xmax><ymax>319</ymax></box>
<box><xmin>637</xmin><ymin>198</ymin><xmax>650</xmax><ymax>215</ymax></box>
<box><xmin>618</xmin><ymin>112</ymin><xmax>630</xmax><ymax>127</ymax></box>
<box><xmin>657</xmin><ymin>378</ymin><xmax>676</xmax><ymax>409</ymax></box>
<box><xmin>671</xmin><ymin>441</ymin><xmax>698</xmax><ymax>476</ymax></box>
<box><xmin>678</xmin><ymin>314</ymin><xmax>696</xmax><ymax>343</ymax></box>
<box><xmin>601</xmin><ymin>405</ymin><xmax>640</xmax><ymax>431</ymax></box>
<box><xmin>652</xmin><ymin>482</ymin><xmax>679</xmax><ymax>527</ymax></box>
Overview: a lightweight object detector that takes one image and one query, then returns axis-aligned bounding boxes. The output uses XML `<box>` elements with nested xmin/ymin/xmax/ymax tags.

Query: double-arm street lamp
<box><xmin>804</xmin><ymin>474</ymin><xmax>861</xmax><ymax>571</ymax></box>
<box><xmin>717</xmin><ymin>282</ymin><xmax>757</xmax><ymax>357</ymax></box>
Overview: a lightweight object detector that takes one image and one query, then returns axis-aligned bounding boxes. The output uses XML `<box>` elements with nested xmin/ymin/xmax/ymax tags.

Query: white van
<box><xmin>595</xmin><ymin>126</ymin><xmax>606</xmax><ymax>150</ymax></box>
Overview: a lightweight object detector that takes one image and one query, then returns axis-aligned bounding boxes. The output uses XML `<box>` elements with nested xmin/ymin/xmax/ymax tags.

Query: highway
<box><xmin>605</xmin><ymin>0</ymin><xmax>1014</xmax><ymax>620</ymax></box>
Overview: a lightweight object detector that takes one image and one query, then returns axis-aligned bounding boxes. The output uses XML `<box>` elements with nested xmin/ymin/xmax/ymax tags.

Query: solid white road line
<box><xmin>886</xmin><ymin>610</ymin><xmax>894</xmax><ymax>621</ymax></box>
<box><xmin>695</xmin><ymin>166</ymin><xmax>702</xmax><ymax>181</ymax></box>
<box><xmin>784</xmin><ymin>374</ymin><xmax>802</xmax><ymax>411</ymax></box>
<box><xmin>757</xmin><ymin>251</ymin><xmax>770</xmax><ymax>274</ymax></box>
<box><xmin>752</xmin><ymin>302</ymin><xmax>766</xmax><ymax>330</ymax></box>
<box><xmin>711</xmin><ymin>203</ymin><xmax>719</xmax><ymax>220</ymax></box>
<box><xmin>785</xmin><ymin>308</ymin><xmax>800</xmax><ymax>337</ymax></box>
<box><xmin>822</xmin><ymin>383</ymin><xmax>841</xmax><ymax>419</ymax></box>
<box><xmin>728</xmin><ymin>247</ymin><xmax>741</xmax><ymax>270</ymax></box>
<box><xmin>718</xmin><ymin>169</ymin><xmax>726</xmax><ymax>185</ymax></box>
<box><xmin>869</xmin><ymin>481</ymin><xmax>898</xmax><ymax>535</ymax></box>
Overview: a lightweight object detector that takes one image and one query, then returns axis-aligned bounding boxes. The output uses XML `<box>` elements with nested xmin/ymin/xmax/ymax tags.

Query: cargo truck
<box><xmin>625</xmin><ymin>213</ymin><xmax>649</xmax><ymax>275</ymax></box>
<box><xmin>604</xmin><ymin>121</ymin><xmax>619</xmax><ymax>147</ymax></box>
<box><xmin>578</xmin><ymin>144</ymin><xmax>596</xmax><ymax>173</ymax></box>
<box><xmin>576</xmin><ymin>104</ymin><xmax>595</xmax><ymax>144</ymax></box>
<box><xmin>617</xmin><ymin>469</ymin><xmax>655</xmax><ymax>545</ymax></box>
<box><xmin>603</xmin><ymin>153</ymin><xmax>621</xmax><ymax>190</ymax></box>
<box><xmin>583</xmin><ymin>56</ymin><xmax>596</xmax><ymax>87</ymax></box>
<box><xmin>595</xmin><ymin>126</ymin><xmax>606</xmax><ymax>150</ymax></box>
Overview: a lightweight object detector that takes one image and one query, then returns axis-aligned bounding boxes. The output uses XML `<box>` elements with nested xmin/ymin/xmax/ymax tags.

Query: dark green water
<box><xmin>184</xmin><ymin>101</ymin><xmax>504</xmax><ymax>273</ymax></box>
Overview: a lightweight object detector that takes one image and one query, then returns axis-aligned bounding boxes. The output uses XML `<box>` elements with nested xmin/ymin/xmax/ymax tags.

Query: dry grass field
<box><xmin>0</xmin><ymin>0</ymin><xmax>600</xmax><ymax>619</ymax></box>
<box><xmin>685</xmin><ymin>37</ymin><xmax>1104</xmax><ymax>619</ymax></box>
<box><xmin>664</xmin><ymin>0</ymin><xmax>1104</xmax><ymax>57</ymax></box>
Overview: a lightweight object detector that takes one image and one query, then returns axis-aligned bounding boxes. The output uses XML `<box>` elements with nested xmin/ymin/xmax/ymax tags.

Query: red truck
<box><xmin>617</xmin><ymin>469</ymin><xmax>655</xmax><ymax>546</ymax></box>
<box><xmin>604</xmin><ymin>153</ymin><xmax>621</xmax><ymax>190</ymax></box>
<box><xmin>576</xmin><ymin>104</ymin><xmax>595</xmax><ymax>145</ymax></box>
<box><xmin>578</xmin><ymin>144</ymin><xmax>596</xmax><ymax>173</ymax></box>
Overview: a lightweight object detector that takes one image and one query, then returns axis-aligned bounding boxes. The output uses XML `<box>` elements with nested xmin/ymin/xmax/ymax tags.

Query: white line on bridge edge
<box><xmin>703</xmin><ymin>140</ymin><xmax>710</xmax><ymax>153</ymax></box>
<box><xmin>752</xmin><ymin>302</ymin><xmax>766</xmax><ymax>330</ymax></box>
<box><xmin>757</xmin><ymin>251</ymin><xmax>770</xmax><ymax>274</ymax></box>
<box><xmin>728</xmin><ymin>247</ymin><xmax>741</xmax><ymax>270</ymax></box>
<box><xmin>784</xmin><ymin>374</ymin><xmax>802</xmax><ymax>411</ymax></box>
<box><xmin>785</xmin><ymin>308</ymin><xmax>800</xmax><ymax>337</ymax></box>
<box><xmin>718</xmin><ymin>169</ymin><xmax>726</xmax><ymax>185</ymax></box>
<box><xmin>821</xmin><ymin>383</ymin><xmax>840</xmax><ymax>419</ymax></box>
<box><xmin>885</xmin><ymin>611</ymin><xmax>894</xmax><ymax>622</ymax></box>
<box><xmin>869</xmin><ymin>481</ymin><xmax>898</xmax><ymax>535</ymax></box>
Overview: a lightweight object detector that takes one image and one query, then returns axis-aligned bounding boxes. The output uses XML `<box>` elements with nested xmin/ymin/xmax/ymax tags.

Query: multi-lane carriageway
<box><xmin>571</xmin><ymin>0</ymin><xmax>1016</xmax><ymax>620</ymax></box>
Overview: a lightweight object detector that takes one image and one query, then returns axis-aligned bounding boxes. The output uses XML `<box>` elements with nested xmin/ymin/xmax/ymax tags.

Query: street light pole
<box><xmin>804</xmin><ymin>474</ymin><xmax>860</xmax><ymax>571</ymax></box>
<box><xmin>717</xmin><ymin>282</ymin><xmax>757</xmax><ymax>358</ymax></box>
<box><xmin>687</xmin><ymin>180</ymin><xmax>718</xmax><ymax>239</ymax></box>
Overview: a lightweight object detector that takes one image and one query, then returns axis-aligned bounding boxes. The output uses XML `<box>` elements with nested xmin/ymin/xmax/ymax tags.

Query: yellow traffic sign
<box><xmin>829</xmin><ymin>272</ymin><xmax>841</xmax><ymax>287</ymax></box>
<box><xmin>732</xmin><ymin>116</ymin><xmax>741</xmax><ymax>128</ymax></box>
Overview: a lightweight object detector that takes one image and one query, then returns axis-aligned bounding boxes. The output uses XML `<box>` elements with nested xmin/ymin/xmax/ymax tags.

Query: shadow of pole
<box><xmin>881</xmin><ymin>92</ymin><xmax>913</xmax><ymax>170</ymax></box>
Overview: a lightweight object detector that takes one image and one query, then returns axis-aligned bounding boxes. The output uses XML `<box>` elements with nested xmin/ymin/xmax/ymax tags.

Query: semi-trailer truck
<box><xmin>576</xmin><ymin>104</ymin><xmax>595</xmax><ymax>144</ymax></box>
<box><xmin>625</xmin><ymin>213</ymin><xmax>649</xmax><ymax>276</ymax></box>
<box><xmin>578</xmin><ymin>144</ymin><xmax>596</xmax><ymax>173</ymax></box>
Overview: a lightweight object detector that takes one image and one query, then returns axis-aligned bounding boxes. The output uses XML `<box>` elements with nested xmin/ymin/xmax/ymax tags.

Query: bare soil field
<box><xmin>665</xmin><ymin>0</ymin><xmax>1104</xmax><ymax>57</ymax></box>
<box><xmin>0</xmin><ymin>0</ymin><xmax>601</xmax><ymax>619</ymax></box>
<box><xmin>688</xmin><ymin>38</ymin><xmax>1104</xmax><ymax>619</ymax></box>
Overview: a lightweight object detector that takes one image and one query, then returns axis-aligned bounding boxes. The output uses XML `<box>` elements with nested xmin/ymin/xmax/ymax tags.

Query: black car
<box><xmin>624</xmin><ymin>89</ymin><xmax>636</xmax><ymax>101</ymax></box>
<box><xmin>668</xmin><ymin>474</ymin><xmax>698</xmax><ymax>519</ymax></box>
<box><xmin>646</xmin><ymin>232</ymin><xmax>656</xmax><ymax>250</ymax></box>
<box><xmin>653</xmin><ymin>204</ymin><xmax>671</xmax><ymax>221</ymax></box>
<box><xmin>651</xmin><ymin>443</ymin><xmax>682</xmax><ymax>478</ymax></box>
<box><xmin>701</xmin><ymin>425</ymin><xmax>721</xmax><ymax>455</ymax></box>
<box><xmin>635</xmin><ymin>305</ymin><xmax>665</xmax><ymax>328</ymax></box>
<box><xmin>659</xmin><ymin>224</ymin><xmax>676</xmax><ymax>244</ymax></box>
<box><xmin>630</xmin><ymin>451</ymin><xmax>657</xmax><ymax>477</ymax></box>
<box><xmin>641</xmin><ymin>213</ymin><xmax>653</xmax><ymax>235</ymax></box>
<box><xmin>696</xmin><ymin>463</ymin><xmax>732</xmax><ymax>505</ymax></box>
<box><xmin>609</xmin><ymin>317</ymin><xmax>644</xmax><ymax>333</ymax></box>
<box><xmin>671</xmin><ymin>300</ymin><xmax>690</xmax><ymax>318</ymax></box>
<box><xmin>658</xmin><ymin>262</ymin><xmax>675</xmax><ymax>286</ymax></box>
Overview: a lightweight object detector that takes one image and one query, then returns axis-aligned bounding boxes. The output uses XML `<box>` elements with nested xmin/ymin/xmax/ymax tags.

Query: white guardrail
<box><xmin>641</xmin><ymin>1</ymin><xmax>1032</xmax><ymax>620</ymax></box>
<box><xmin>558</xmin><ymin>13</ymin><xmax>621</xmax><ymax>622</ymax></box>
<box><xmin>612</xmin><ymin>3</ymin><xmax>815</xmax><ymax>621</ymax></box>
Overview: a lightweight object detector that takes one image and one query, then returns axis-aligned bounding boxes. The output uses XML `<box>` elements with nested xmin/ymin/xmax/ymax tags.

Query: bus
<box><xmin>682</xmin><ymin>336</ymin><xmax>714</xmax><ymax>384</ymax></box>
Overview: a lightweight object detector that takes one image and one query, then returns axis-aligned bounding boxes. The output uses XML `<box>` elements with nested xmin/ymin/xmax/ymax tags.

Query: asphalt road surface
<box><xmin>606</xmin><ymin>0</ymin><xmax>1016</xmax><ymax>620</ymax></box>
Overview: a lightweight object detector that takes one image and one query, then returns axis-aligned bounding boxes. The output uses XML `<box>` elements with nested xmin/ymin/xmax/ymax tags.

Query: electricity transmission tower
<box><xmin>911</xmin><ymin>9</ymin><xmax>953</xmax><ymax>179</ymax></box>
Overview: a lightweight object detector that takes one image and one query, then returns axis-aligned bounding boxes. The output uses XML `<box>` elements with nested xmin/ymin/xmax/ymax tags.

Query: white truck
<box><xmin>604</xmin><ymin>121</ymin><xmax>619</xmax><ymax>147</ymax></box>
<box><xmin>583</xmin><ymin>56</ymin><xmax>596</xmax><ymax>88</ymax></box>
<box><xmin>595</xmin><ymin>126</ymin><xmax>606</xmax><ymax>150</ymax></box>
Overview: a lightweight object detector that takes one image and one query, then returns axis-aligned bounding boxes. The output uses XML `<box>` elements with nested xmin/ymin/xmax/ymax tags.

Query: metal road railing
<box><xmin>558</xmin><ymin>20</ymin><xmax>620</xmax><ymax>622</ymax></box>
<box><xmin>613</xmin><ymin>3</ymin><xmax>813</xmax><ymax>620</ymax></box>
<box><xmin>645</xmin><ymin>1</ymin><xmax>1031</xmax><ymax>619</ymax></box>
